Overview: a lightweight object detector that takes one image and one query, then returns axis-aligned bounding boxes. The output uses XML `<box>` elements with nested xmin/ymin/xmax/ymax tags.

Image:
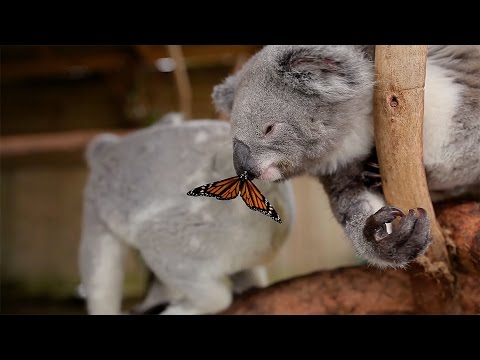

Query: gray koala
<box><xmin>79</xmin><ymin>114</ymin><xmax>294</xmax><ymax>315</ymax></box>
<box><xmin>212</xmin><ymin>45</ymin><xmax>480</xmax><ymax>269</ymax></box>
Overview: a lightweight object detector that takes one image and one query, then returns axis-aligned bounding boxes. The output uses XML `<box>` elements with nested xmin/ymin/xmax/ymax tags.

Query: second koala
<box><xmin>79</xmin><ymin>114</ymin><xmax>295</xmax><ymax>315</ymax></box>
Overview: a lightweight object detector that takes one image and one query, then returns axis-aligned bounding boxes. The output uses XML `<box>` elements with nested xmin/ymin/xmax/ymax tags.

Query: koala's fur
<box><xmin>213</xmin><ymin>45</ymin><xmax>480</xmax><ymax>269</ymax></box>
<box><xmin>79</xmin><ymin>114</ymin><xmax>295</xmax><ymax>315</ymax></box>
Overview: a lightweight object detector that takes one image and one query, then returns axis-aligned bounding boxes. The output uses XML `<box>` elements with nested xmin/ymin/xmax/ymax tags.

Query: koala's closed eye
<box><xmin>263</xmin><ymin>124</ymin><xmax>275</xmax><ymax>136</ymax></box>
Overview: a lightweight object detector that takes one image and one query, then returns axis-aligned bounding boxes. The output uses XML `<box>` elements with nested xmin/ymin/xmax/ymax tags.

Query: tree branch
<box><xmin>373</xmin><ymin>45</ymin><xmax>457</xmax><ymax>313</ymax></box>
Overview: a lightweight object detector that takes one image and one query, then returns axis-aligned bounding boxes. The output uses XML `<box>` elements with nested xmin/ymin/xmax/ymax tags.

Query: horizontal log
<box><xmin>224</xmin><ymin>267</ymin><xmax>415</xmax><ymax>314</ymax></box>
<box><xmin>223</xmin><ymin>267</ymin><xmax>479</xmax><ymax>315</ymax></box>
<box><xmin>223</xmin><ymin>201</ymin><xmax>480</xmax><ymax>314</ymax></box>
<box><xmin>0</xmin><ymin>129</ymin><xmax>130</xmax><ymax>158</ymax></box>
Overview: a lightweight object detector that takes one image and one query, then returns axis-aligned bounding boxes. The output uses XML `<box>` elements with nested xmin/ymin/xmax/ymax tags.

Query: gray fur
<box><xmin>80</xmin><ymin>113</ymin><xmax>295</xmax><ymax>315</ymax></box>
<box><xmin>85</xmin><ymin>133</ymin><xmax>120</xmax><ymax>166</ymax></box>
<box><xmin>213</xmin><ymin>45</ymin><xmax>480</xmax><ymax>269</ymax></box>
<box><xmin>211</xmin><ymin>73</ymin><xmax>241</xmax><ymax>114</ymax></box>
<box><xmin>426</xmin><ymin>46</ymin><xmax>480</xmax><ymax>195</ymax></box>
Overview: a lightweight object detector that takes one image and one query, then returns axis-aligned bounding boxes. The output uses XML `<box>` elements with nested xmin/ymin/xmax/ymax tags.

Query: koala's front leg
<box><xmin>320</xmin><ymin>161</ymin><xmax>432</xmax><ymax>269</ymax></box>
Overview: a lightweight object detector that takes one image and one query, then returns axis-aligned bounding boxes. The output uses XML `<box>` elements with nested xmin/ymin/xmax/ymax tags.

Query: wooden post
<box><xmin>373</xmin><ymin>46</ymin><xmax>458</xmax><ymax>313</ymax></box>
<box><xmin>167</xmin><ymin>45</ymin><xmax>193</xmax><ymax>119</ymax></box>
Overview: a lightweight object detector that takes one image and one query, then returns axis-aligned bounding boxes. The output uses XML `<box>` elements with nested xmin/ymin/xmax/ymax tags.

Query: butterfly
<box><xmin>187</xmin><ymin>171</ymin><xmax>282</xmax><ymax>223</ymax></box>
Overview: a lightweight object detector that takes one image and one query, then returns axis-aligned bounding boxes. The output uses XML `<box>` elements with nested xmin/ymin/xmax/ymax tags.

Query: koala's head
<box><xmin>212</xmin><ymin>45</ymin><xmax>375</xmax><ymax>181</ymax></box>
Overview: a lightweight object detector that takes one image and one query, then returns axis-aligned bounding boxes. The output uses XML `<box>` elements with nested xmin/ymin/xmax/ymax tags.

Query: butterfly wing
<box><xmin>187</xmin><ymin>175</ymin><xmax>241</xmax><ymax>200</ymax></box>
<box><xmin>240</xmin><ymin>179</ymin><xmax>282</xmax><ymax>223</ymax></box>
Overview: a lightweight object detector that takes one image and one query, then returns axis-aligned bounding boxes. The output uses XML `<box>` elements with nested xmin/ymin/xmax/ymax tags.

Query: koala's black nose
<box><xmin>233</xmin><ymin>138</ymin><xmax>259</xmax><ymax>178</ymax></box>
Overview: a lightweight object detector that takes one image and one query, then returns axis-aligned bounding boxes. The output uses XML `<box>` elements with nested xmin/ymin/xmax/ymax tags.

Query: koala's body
<box><xmin>79</xmin><ymin>114</ymin><xmax>294</xmax><ymax>315</ymax></box>
<box><xmin>213</xmin><ymin>45</ymin><xmax>480</xmax><ymax>269</ymax></box>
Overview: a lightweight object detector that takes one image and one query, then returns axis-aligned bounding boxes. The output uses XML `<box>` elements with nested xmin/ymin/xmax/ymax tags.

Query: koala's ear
<box><xmin>278</xmin><ymin>46</ymin><xmax>373</xmax><ymax>102</ymax></box>
<box><xmin>212</xmin><ymin>73</ymin><xmax>240</xmax><ymax>114</ymax></box>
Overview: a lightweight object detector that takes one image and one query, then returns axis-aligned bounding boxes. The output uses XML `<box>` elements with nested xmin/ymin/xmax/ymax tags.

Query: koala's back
<box><xmin>84</xmin><ymin>119</ymin><xmax>293</xmax><ymax>265</ymax></box>
<box><xmin>88</xmin><ymin>119</ymin><xmax>233</xmax><ymax>196</ymax></box>
<box><xmin>86</xmin><ymin>120</ymin><xmax>234</xmax><ymax>235</ymax></box>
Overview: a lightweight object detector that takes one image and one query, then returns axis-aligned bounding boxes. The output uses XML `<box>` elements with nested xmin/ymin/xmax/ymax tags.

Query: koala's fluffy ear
<box><xmin>278</xmin><ymin>46</ymin><xmax>373</xmax><ymax>102</ymax></box>
<box><xmin>212</xmin><ymin>73</ymin><xmax>240</xmax><ymax>114</ymax></box>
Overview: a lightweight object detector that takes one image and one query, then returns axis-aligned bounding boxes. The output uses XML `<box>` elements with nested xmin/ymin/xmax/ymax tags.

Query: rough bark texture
<box><xmin>435</xmin><ymin>200</ymin><xmax>480</xmax><ymax>275</ymax></box>
<box><xmin>224</xmin><ymin>269</ymin><xmax>479</xmax><ymax>315</ymax></box>
<box><xmin>224</xmin><ymin>267</ymin><xmax>415</xmax><ymax>315</ymax></box>
<box><xmin>223</xmin><ymin>201</ymin><xmax>480</xmax><ymax>315</ymax></box>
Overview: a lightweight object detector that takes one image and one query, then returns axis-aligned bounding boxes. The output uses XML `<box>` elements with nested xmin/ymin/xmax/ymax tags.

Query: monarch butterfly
<box><xmin>187</xmin><ymin>171</ymin><xmax>282</xmax><ymax>223</ymax></box>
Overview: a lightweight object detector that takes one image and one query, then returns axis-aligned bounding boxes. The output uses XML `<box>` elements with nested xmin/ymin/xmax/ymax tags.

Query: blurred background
<box><xmin>0</xmin><ymin>45</ymin><xmax>362</xmax><ymax>314</ymax></box>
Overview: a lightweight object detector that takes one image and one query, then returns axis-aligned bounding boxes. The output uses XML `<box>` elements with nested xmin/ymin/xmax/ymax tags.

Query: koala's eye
<box><xmin>263</xmin><ymin>124</ymin><xmax>275</xmax><ymax>136</ymax></box>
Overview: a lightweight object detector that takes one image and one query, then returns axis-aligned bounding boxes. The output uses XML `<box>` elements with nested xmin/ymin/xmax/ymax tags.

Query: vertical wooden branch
<box><xmin>373</xmin><ymin>46</ymin><xmax>458</xmax><ymax>313</ymax></box>
<box><xmin>167</xmin><ymin>45</ymin><xmax>192</xmax><ymax>119</ymax></box>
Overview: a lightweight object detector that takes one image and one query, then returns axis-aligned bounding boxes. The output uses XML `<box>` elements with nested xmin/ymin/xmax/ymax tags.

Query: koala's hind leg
<box><xmin>231</xmin><ymin>266</ymin><xmax>270</xmax><ymax>294</ymax></box>
<box><xmin>139</xmin><ymin>248</ymin><xmax>233</xmax><ymax>315</ymax></box>
<box><xmin>160</xmin><ymin>276</ymin><xmax>233</xmax><ymax>315</ymax></box>
<box><xmin>130</xmin><ymin>276</ymin><xmax>181</xmax><ymax>314</ymax></box>
<box><xmin>79</xmin><ymin>205</ymin><xmax>126</xmax><ymax>315</ymax></box>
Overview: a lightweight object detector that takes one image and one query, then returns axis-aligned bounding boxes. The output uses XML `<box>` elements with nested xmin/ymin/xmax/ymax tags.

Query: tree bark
<box><xmin>223</xmin><ymin>269</ymin><xmax>480</xmax><ymax>315</ymax></box>
<box><xmin>223</xmin><ymin>202</ymin><xmax>479</xmax><ymax>315</ymax></box>
<box><xmin>435</xmin><ymin>200</ymin><xmax>480</xmax><ymax>275</ymax></box>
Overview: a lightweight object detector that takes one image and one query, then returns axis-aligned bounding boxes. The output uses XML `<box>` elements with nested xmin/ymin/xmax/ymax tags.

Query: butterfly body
<box><xmin>187</xmin><ymin>171</ymin><xmax>282</xmax><ymax>223</ymax></box>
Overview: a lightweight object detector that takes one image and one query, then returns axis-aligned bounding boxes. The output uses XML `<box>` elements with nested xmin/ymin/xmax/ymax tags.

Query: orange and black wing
<box><xmin>187</xmin><ymin>175</ymin><xmax>241</xmax><ymax>200</ymax></box>
<box><xmin>240</xmin><ymin>179</ymin><xmax>282</xmax><ymax>223</ymax></box>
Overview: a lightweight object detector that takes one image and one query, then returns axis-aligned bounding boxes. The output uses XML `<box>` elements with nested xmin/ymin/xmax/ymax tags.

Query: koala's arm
<box><xmin>319</xmin><ymin>160</ymin><xmax>432</xmax><ymax>268</ymax></box>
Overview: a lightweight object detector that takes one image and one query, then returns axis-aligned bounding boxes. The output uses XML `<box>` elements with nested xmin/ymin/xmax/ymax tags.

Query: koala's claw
<box><xmin>365</xmin><ymin>206</ymin><xmax>404</xmax><ymax>234</ymax></box>
<box><xmin>363</xmin><ymin>206</ymin><xmax>432</xmax><ymax>267</ymax></box>
<box><xmin>361</xmin><ymin>162</ymin><xmax>383</xmax><ymax>190</ymax></box>
<box><xmin>362</xmin><ymin>170</ymin><xmax>381</xmax><ymax>179</ymax></box>
<box><xmin>366</xmin><ymin>161</ymin><xmax>380</xmax><ymax>169</ymax></box>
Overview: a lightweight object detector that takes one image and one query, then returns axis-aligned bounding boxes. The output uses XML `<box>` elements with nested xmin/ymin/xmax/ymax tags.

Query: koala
<box><xmin>79</xmin><ymin>113</ymin><xmax>295</xmax><ymax>315</ymax></box>
<box><xmin>213</xmin><ymin>45</ymin><xmax>480</xmax><ymax>269</ymax></box>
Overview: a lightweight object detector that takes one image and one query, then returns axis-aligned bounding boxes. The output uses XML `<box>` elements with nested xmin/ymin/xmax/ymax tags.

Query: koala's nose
<box><xmin>233</xmin><ymin>138</ymin><xmax>259</xmax><ymax>178</ymax></box>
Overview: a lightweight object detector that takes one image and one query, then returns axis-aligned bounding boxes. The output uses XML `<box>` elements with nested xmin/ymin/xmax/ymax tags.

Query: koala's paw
<box><xmin>363</xmin><ymin>206</ymin><xmax>432</xmax><ymax>268</ymax></box>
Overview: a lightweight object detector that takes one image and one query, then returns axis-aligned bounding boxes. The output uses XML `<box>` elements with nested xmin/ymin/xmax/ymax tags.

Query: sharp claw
<box><xmin>416</xmin><ymin>208</ymin><xmax>428</xmax><ymax>217</ymax></box>
<box><xmin>362</xmin><ymin>170</ymin><xmax>382</xmax><ymax>178</ymax></box>
<box><xmin>388</xmin><ymin>206</ymin><xmax>405</xmax><ymax>217</ymax></box>
<box><xmin>366</xmin><ymin>161</ymin><xmax>380</xmax><ymax>169</ymax></box>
